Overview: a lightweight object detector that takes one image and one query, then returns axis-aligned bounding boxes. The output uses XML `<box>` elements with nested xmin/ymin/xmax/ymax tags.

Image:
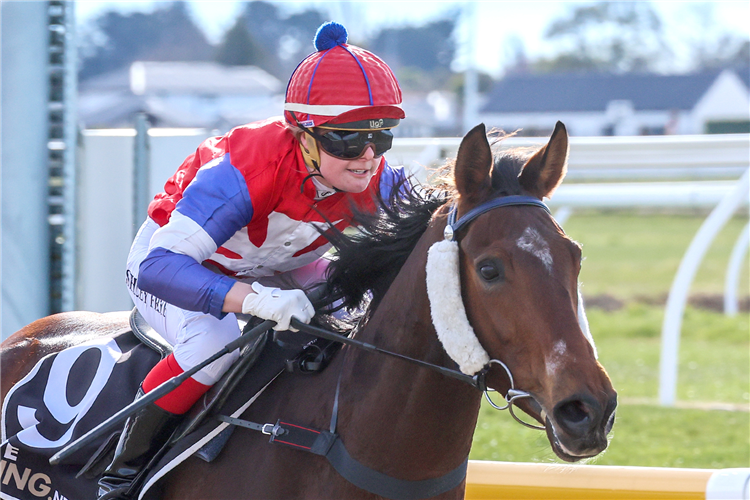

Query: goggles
<box><xmin>309</xmin><ymin>128</ymin><xmax>394</xmax><ymax>160</ymax></box>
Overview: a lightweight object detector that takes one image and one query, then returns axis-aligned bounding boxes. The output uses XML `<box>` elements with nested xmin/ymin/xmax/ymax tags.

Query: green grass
<box><xmin>471</xmin><ymin>307</ymin><xmax>750</xmax><ymax>468</ymax></box>
<box><xmin>470</xmin><ymin>211</ymin><xmax>750</xmax><ymax>469</ymax></box>
<box><xmin>471</xmin><ymin>400</ymin><xmax>750</xmax><ymax>469</ymax></box>
<box><xmin>588</xmin><ymin>305</ymin><xmax>749</xmax><ymax>403</ymax></box>
<box><xmin>562</xmin><ymin>212</ymin><xmax>749</xmax><ymax>300</ymax></box>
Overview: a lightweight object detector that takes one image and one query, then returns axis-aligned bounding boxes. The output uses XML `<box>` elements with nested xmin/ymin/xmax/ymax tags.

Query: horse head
<box><xmin>448</xmin><ymin>122</ymin><xmax>617</xmax><ymax>462</ymax></box>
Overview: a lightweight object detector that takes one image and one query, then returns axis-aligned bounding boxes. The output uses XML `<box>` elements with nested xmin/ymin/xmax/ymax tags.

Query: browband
<box><xmin>444</xmin><ymin>195</ymin><xmax>551</xmax><ymax>241</ymax></box>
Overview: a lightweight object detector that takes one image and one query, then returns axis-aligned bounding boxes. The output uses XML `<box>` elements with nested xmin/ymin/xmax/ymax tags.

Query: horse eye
<box><xmin>478</xmin><ymin>262</ymin><xmax>503</xmax><ymax>282</ymax></box>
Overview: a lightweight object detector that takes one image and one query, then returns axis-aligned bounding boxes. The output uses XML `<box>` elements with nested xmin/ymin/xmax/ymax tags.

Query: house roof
<box><xmin>80</xmin><ymin>61</ymin><xmax>282</xmax><ymax>95</ymax></box>
<box><xmin>481</xmin><ymin>70</ymin><xmax>732</xmax><ymax>113</ymax></box>
<box><xmin>734</xmin><ymin>66</ymin><xmax>750</xmax><ymax>89</ymax></box>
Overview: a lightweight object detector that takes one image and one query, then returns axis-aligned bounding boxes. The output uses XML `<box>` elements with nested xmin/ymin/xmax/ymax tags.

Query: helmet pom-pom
<box><xmin>314</xmin><ymin>21</ymin><xmax>348</xmax><ymax>51</ymax></box>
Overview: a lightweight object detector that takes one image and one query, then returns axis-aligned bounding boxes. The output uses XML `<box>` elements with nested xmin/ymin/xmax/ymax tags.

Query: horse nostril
<box><xmin>604</xmin><ymin>409</ymin><xmax>616</xmax><ymax>435</ymax></box>
<box><xmin>603</xmin><ymin>395</ymin><xmax>618</xmax><ymax>435</ymax></box>
<box><xmin>554</xmin><ymin>399</ymin><xmax>595</xmax><ymax>436</ymax></box>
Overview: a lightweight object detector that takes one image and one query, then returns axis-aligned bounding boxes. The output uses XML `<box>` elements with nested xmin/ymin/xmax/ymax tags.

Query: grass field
<box><xmin>471</xmin><ymin>211</ymin><xmax>750</xmax><ymax>469</ymax></box>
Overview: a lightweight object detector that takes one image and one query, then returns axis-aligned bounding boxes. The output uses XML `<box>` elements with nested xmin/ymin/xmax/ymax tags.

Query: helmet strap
<box><xmin>290</xmin><ymin>112</ymin><xmax>343</xmax><ymax>195</ymax></box>
<box><xmin>299</xmin><ymin>132</ymin><xmax>321</xmax><ymax>173</ymax></box>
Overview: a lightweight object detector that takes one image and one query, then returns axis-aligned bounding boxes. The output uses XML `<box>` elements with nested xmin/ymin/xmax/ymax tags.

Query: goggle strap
<box><xmin>300</xmin><ymin>172</ymin><xmax>322</xmax><ymax>193</ymax></box>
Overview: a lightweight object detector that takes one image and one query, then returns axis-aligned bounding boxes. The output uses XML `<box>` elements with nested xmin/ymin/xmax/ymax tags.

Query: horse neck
<box><xmin>335</xmin><ymin>221</ymin><xmax>482</xmax><ymax>476</ymax></box>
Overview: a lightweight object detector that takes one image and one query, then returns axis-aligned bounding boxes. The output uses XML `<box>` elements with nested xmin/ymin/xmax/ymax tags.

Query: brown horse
<box><xmin>1</xmin><ymin>122</ymin><xmax>616</xmax><ymax>499</ymax></box>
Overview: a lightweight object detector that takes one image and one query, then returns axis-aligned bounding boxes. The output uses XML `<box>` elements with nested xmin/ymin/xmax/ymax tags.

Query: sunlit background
<box><xmin>69</xmin><ymin>1</ymin><xmax>750</xmax><ymax>135</ymax></box>
<box><xmin>1</xmin><ymin>0</ymin><xmax>748</xmax><ymax>476</ymax></box>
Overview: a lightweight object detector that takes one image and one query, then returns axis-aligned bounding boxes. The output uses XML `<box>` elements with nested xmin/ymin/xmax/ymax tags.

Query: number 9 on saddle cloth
<box><xmin>0</xmin><ymin>290</ymin><xmax>344</xmax><ymax>500</ymax></box>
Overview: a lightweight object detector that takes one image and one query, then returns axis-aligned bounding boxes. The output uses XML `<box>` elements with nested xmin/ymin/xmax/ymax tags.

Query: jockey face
<box><xmin>300</xmin><ymin>133</ymin><xmax>381</xmax><ymax>193</ymax></box>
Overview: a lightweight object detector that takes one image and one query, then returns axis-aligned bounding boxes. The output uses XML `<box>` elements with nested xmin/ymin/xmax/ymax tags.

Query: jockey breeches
<box><xmin>127</xmin><ymin>218</ymin><xmax>329</xmax><ymax>387</ymax></box>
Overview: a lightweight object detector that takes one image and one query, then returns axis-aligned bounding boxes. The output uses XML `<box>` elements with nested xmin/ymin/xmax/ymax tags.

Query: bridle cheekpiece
<box><xmin>429</xmin><ymin>194</ymin><xmax>552</xmax><ymax>430</ymax></box>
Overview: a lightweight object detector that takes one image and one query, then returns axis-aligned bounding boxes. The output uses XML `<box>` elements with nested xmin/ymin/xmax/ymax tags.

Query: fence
<box><xmin>464</xmin><ymin>461</ymin><xmax>750</xmax><ymax>500</ymax></box>
<box><xmin>75</xmin><ymin>130</ymin><xmax>749</xmax><ymax>406</ymax></box>
<box><xmin>389</xmin><ymin>133</ymin><xmax>750</xmax><ymax>183</ymax></box>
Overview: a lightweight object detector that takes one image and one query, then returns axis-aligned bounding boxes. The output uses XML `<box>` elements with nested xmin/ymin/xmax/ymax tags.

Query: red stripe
<box><xmin>274</xmin><ymin>440</ymin><xmax>312</xmax><ymax>450</ymax></box>
<box><xmin>279</xmin><ymin>421</ymin><xmax>320</xmax><ymax>433</ymax></box>
<box><xmin>216</xmin><ymin>246</ymin><xmax>243</xmax><ymax>259</ymax></box>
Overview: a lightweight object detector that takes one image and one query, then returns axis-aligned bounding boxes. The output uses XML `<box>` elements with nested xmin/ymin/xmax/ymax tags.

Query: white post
<box><xmin>659</xmin><ymin>168</ymin><xmax>750</xmax><ymax>406</ymax></box>
<box><xmin>462</xmin><ymin>3</ymin><xmax>479</xmax><ymax>134</ymax></box>
<box><xmin>60</xmin><ymin>0</ymin><xmax>78</xmax><ymax>312</ymax></box>
<box><xmin>553</xmin><ymin>206</ymin><xmax>573</xmax><ymax>226</ymax></box>
<box><xmin>1</xmin><ymin>1</ymin><xmax>51</xmax><ymax>338</ymax></box>
<box><xmin>724</xmin><ymin>222</ymin><xmax>750</xmax><ymax>316</ymax></box>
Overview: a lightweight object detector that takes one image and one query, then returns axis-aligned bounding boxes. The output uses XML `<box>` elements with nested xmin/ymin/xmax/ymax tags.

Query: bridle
<box><xmin>293</xmin><ymin>194</ymin><xmax>552</xmax><ymax>431</ymax></box>
<box><xmin>444</xmin><ymin>194</ymin><xmax>552</xmax><ymax>431</ymax></box>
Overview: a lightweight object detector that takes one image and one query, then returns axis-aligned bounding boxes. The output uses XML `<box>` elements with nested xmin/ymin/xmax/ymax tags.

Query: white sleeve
<box><xmin>149</xmin><ymin>210</ymin><xmax>218</xmax><ymax>263</ymax></box>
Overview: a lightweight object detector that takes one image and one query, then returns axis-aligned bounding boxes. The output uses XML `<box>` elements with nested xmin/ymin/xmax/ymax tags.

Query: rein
<box><xmin>289</xmin><ymin>320</ymin><xmax>486</xmax><ymax>389</ymax></box>
<box><xmin>292</xmin><ymin>195</ymin><xmax>553</xmax><ymax>425</ymax></box>
<box><xmin>219</xmin><ymin>194</ymin><xmax>552</xmax><ymax>500</ymax></box>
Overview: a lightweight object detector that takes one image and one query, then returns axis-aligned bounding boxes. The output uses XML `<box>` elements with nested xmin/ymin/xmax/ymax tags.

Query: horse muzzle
<box><xmin>544</xmin><ymin>392</ymin><xmax>618</xmax><ymax>462</ymax></box>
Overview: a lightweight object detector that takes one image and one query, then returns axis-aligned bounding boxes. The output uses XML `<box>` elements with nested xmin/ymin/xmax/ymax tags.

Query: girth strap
<box><xmin>216</xmin><ymin>415</ymin><xmax>468</xmax><ymax>500</ymax></box>
<box><xmin>325</xmin><ymin>437</ymin><xmax>468</xmax><ymax>500</ymax></box>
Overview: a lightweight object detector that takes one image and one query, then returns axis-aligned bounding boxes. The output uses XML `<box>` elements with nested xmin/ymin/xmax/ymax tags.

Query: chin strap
<box><xmin>300</xmin><ymin>171</ymin><xmax>324</xmax><ymax>194</ymax></box>
<box><xmin>299</xmin><ymin>136</ymin><xmax>322</xmax><ymax>173</ymax></box>
<box><xmin>293</xmin><ymin>113</ymin><xmax>344</xmax><ymax>195</ymax></box>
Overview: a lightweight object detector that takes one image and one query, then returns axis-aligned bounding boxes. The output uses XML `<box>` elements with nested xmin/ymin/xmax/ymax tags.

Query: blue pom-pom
<box><xmin>314</xmin><ymin>21</ymin><xmax>348</xmax><ymax>51</ymax></box>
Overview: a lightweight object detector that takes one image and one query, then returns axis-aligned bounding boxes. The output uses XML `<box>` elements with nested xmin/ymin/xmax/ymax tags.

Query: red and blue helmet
<box><xmin>284</xmin><ymin>22</ymin><xmax>405</xmax><ymax>129</ymax></box>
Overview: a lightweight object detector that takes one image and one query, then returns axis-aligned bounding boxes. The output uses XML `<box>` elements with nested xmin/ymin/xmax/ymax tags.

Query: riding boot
<box><xmin>97</xmin><ymin>389</ymin><xmax>181</xmax><ymax>499</ymax></box>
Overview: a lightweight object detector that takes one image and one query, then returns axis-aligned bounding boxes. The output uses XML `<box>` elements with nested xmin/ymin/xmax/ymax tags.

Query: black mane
<box><xmin>321</xmin><ymin>180</ymin><xmax>446</xmax><ymax>317</ymax></box>
<box><xmin>319</xmin><ymin>145</ymin><xmax>536</xmax><ymax>321</ymax></box>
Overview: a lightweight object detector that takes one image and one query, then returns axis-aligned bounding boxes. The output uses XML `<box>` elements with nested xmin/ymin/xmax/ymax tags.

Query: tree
<box><xmin>370</xmin><ymin>18</ymin><xmax>457</xmax><ymax>73</ymax></box>
<box><xmin>680</xmin><ymin>3</ymin><xmax>750</xmax><ymax>71</ymax></box>
<box><xmin>215</xmin><ymin>19</ymin><xmax>269</xmax><ymax>67</ymax></box>
<box><xmin>239</xmin><ymin>1</ymin><xmax>325</xmax><ymax>78</ymax></box>
<box><xmin>79</xmin><ymin>2</ymin><xmax>213</xmax><ymax>80</ymax></box>
<box><xmin>535</xmin><ymin>1</ymin><xmax>669</xmax><ymax>73</ymax></box>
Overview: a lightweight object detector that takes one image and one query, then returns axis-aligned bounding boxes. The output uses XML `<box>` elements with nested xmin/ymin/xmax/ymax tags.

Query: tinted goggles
<box><xmin>311</xmin><ymin>128</ymin><xmax>394</xmax><ymax>160</ymax></box>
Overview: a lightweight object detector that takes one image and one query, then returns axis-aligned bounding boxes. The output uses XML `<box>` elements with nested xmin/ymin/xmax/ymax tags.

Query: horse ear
<box><xmin>519</xmin><ymin>121</ymin><xmax>569</xmax><ymax>200</ymax></box>
<box><xmin>454</xmin><ymin>123</ymin><xmax>493</xmax><ymax>203</ymax></box>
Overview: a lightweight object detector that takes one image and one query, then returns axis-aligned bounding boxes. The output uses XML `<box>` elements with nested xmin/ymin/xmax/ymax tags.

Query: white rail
<box><xmin>725</xmin><ymin>223</ymin><xmax>750</xmax><ymax>316</ymax></box>
<box><xmin>549</xmin><ymin>180</ymin><xmax>744</xmax><ymax>209</ymax></box>
<box><xmin>659</xmin><ymin>169</ymin><xmax>750</xmax><ymax>407</ymax></box>
<box><xmin>73</xmin><ymin>131</ymin><xmax>749</xmax><ymax>409</ymax></box>
<box><xmin>390</xmin><ymin>133</ymin><xmax>750</xmax><ymax>182</ymax></box>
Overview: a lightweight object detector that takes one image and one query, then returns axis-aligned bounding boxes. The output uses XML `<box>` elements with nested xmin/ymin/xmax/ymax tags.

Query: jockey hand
<box><xmin>242</xmin><ymin>282</ymin><xmax>315</xmax><ymax>331</ymax></box>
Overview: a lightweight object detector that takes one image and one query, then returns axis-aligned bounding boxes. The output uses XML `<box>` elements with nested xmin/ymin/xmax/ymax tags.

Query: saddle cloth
<box><xmin>0</xmin><ymin>314</ymin><xmax>302</xmax><ymax>500</ymax></box>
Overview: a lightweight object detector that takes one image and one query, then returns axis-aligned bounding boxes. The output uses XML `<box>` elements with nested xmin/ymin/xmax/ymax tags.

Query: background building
<box><xmin>479</xmin><ymin>69</ymin><xmax>750</xmax><ymax>137</ymax></box>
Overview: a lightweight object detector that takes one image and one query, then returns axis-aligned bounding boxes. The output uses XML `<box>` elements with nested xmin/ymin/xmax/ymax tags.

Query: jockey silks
<box><xmin>141</xmin><ymin>117</ymin><xmax>403</xmax><ymax>318</ymax></box>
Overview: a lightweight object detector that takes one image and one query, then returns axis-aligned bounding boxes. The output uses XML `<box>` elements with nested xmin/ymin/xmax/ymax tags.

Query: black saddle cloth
<box><xmin>0</xmin><ymin>315</ymin><xmax>312</xmax><ymax>500</ymax></box>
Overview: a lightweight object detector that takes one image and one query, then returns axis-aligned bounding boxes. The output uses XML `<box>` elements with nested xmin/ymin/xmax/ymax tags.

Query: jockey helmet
<box><xmin>284</xmin><ymin>22</ymin><xmax>404</xmax><ymax>131</ymax></box>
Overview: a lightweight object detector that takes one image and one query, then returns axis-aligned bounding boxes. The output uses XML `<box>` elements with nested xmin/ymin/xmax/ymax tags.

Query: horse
<box><xmin>1</xmin><ymin>122</ymin><xmax>617</xmax><ymax>499</ymax></box>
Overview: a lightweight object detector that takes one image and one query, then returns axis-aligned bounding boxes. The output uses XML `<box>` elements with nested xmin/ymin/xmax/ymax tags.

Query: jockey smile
<box><xmin>300</xmin><ymin>133</ymin><xmax>383</xmax><ymax>193</ymax></box>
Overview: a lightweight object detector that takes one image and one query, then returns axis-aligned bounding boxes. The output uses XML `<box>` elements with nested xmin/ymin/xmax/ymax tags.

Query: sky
<box><xmin>75</xmin><ymin>0</ymin><xmax>750</xmax><ymax>76</ymax></box>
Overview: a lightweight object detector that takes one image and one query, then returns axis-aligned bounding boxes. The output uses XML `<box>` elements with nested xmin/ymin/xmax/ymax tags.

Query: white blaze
<box><xmin>546</xmin><ymin>340</ymin><xmax>567</xmax><ymax>377</ymax></box>
<box><xmin>517</xmin><ymin>227</ymin><xmax>553</xmax><ymax>273</ymax></box>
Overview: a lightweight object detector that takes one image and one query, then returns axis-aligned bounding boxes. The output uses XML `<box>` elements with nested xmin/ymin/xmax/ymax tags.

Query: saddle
<box><xmin>78</xmin><ymin>308</ymin><xmax>343</xmax><ymax>482</ymax></box>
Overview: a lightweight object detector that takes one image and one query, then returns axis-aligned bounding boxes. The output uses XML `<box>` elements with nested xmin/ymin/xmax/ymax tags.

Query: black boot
<box><xmin>97</xmin><ymin>390</ymin><xmax>181</xmax><ymax>499</ymax></box>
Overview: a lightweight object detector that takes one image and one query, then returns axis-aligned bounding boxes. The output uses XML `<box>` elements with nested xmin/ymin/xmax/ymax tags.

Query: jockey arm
<box><xmin>137</xmin><ymin>144</ymin><xmax>405</xmax><ymax>327</ymax></box>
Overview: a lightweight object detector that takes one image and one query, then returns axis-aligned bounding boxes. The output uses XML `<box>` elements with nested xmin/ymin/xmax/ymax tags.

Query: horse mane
<box><xmin>319</xmin><ymin>140</ymin><xmax>540</xmax><ymax>323</ymax></box>
<box><xmin>320</xmin><ymin>179</ymin><xmax>447</xmax><ymax>318</ymax></box>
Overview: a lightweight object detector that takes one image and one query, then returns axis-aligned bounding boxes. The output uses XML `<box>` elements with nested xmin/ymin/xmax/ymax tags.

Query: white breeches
<box><xmin>126</xmin><ymin>219</ymin><xmax>328</xmax><ymax>385</ymax></box>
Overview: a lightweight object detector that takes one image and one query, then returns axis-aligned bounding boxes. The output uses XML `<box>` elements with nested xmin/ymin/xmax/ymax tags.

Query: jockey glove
<box><xmin>242</xmin><ymin>282</ymin><xmax>314</xmax><ymax>331</ymax></box>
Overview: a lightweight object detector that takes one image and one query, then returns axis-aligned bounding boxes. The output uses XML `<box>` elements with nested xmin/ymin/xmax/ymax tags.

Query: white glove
<box><xmin>241</xmin><ymin>282</ymin><xmax>314</xmax><ymax>331</ymax></box>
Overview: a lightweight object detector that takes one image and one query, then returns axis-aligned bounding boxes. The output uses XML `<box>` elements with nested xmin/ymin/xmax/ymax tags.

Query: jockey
<box><xmin>98</xmin><ymin>21</ymin><xmax>405</xmax><ymax>498</ymax></box>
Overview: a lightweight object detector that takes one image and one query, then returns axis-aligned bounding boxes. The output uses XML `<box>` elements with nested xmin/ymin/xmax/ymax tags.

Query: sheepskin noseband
<box><xmin>425</xmin><ymin>195</ymin><xmax>596</xmax><ymax>375</ymax></box>
<box><xmin>425</xmin><ymin>238</ymin><xmax>490</xmax><ymax>375</ymax></box>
